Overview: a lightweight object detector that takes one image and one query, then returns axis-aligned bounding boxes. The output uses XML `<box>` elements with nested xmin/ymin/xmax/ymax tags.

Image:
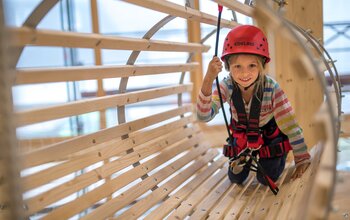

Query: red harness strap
<box><xmin>259</xmin><ymin>140</ymin><xmax>292</xmax><ymax>158</ymax></box>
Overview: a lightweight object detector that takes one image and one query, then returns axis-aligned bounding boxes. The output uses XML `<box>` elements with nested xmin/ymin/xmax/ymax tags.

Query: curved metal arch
<box><xmin>287</xmin><ymin>22</ymin><xmax>342</xmax><ymax>110</ymax></box>
<box><xmin>117</xmin><ymin>15</ymin><xmax>176</xmax><ymax>124</ymax></box>
<box><xmin>309</xmin><ymin>35</ymin><xmax>342</xmax><ymax>99</ymax></box>
<box><xmin>256</xmin><ymin>1</ymin><xmax>337</xmax><ymax>219</ymax></box>
<box><xmin>178</xmin><ymin>29</ymin><xmax>217</xmax><ymax>107</ymax></box>
<box><xmin>286</xmin><ymin>20</ymin><xmax>342</xmax><ymax>138</ymax></box>
<box><xmin>178</xmin><ymin>2</ymin><xmax>236</xmax><ymax>107</ymax></box>
<box><xmin>23</xmin><ymin>0</ymin><xmax>59</xmax><ymax>28</ymax></box>
<box><xmin>12</xmin><ymin>0</ymin><xmax>59</xmax><ymax>67</ymax></box>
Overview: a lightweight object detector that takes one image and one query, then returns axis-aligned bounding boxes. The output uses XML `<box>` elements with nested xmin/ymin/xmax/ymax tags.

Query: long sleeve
<box><xmin>272</xmin><ymin>82</ymin><xmax>311</xmax><ymax>165</ymax></box>
<box><xmin>196</xmin><ymin>77</ymin><xmax>231</xmax><ymax>122</ymax></box>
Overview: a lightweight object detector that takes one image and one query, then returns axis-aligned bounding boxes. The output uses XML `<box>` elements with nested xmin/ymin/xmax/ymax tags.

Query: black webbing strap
<box><xmin>237</xmin><ymin>151</ymin><xmax>279</xmax><ymax>195</ymax></box>
<box><xmin>230</xmin><ymin>78</ymin><xmax>279</xmax><ymax>195</ymax></box>
<box><xmin>230</xmin><ymin>78</ymin><xmax>263</xmax><ymax>143</ymax></box>
<box><xmin>250</xmin><ymin>154</ymin><xmax>279</xmax><ymax>195</ymax></box>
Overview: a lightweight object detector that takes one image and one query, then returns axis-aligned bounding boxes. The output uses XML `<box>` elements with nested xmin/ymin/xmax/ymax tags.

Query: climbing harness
<box><xmin>223</xmin><ymin>80</ymin><xmax>264</xmax><ymax>158</ymax></box>
<box><xmin>223</xmin><ymin>79</ymin><xmax>292</xmax><ymax>195</ymax></box>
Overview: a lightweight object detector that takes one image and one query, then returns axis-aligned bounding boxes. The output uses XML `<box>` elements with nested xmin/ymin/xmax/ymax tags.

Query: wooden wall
<box><xmin>273</xmin><ymin>0</ymin><xmax>324</xmax><ymax>148</ymax></box>
<box><xmin>0</xmin><ymin>1</ymin><xmax>23</xmax><ymax>218</ymax></box>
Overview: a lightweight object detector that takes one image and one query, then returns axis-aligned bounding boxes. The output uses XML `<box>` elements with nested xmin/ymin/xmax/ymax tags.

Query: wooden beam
<box><xmin>0</xmin><ymin>2</ymin><xmax>23</xmax><ymax>218</ymax></box>
<box><xmin>213</xmin><ymin>0</ymin><xmax>254</xmax><ymax>17</ymax></box>
<box><xmin>271</xmin><ymin>0</ymin><xmax>324</xmax><ymax>148</ymax></box>
<box><xmin>15</xmin><ymin>63</ymin><xmax>199</xmax><ymax>84</ymax></box>
<box><xmin>122</xmin><ymin>0</ymin><xmax>237</xmax><ymax>28</ymax></box>
<box><xmin>16</xmin><ymin>84</ymin><xmax>192</xmax><ymax>126</ymax></box>
<box><xmin>19</xmin><ymin>137</ymin><xmax>71</xmax><ymax>152</ymax></box>
<box><xmin>9</xmin><ymin>27</ymin><xmax>210</xmax><ymax>52</ymax></box>
<box><xmin>90</xmin><ymin>0</ymin><xmax>106</xmax><ymax>130</ymax></box>
<box><xmin>187</xmin><ymin>0</ymin><xmax>203</xmax><ymax>103</ymax></box>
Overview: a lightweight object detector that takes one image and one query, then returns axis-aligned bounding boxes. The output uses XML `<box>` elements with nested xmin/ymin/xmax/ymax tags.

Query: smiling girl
<box><xmin>197</xmin><ymin>25</ymin><xmax>310</xmax><ymax>187</ymax></box>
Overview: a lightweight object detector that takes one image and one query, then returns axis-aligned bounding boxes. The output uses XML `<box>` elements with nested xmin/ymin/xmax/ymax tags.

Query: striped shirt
<box><xmin>197</xmin><ymin>75</ymin><xmax>310</xmax><ymax>164</ymax></box>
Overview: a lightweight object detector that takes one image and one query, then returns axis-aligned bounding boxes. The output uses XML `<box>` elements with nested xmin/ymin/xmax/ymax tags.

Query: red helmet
<box><xmin>221</xmin><ymin>25</ymin><xmax>270</xmax><ymax>63</ymax></box>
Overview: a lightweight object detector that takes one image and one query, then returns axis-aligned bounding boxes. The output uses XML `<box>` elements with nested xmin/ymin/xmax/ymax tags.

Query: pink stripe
<box><xmin>196</xmin><ymin>103</ymin><xmax>211</xmax><ymax>113</ymax></box>
<box><xmin>275</xmin><ymin>97</ymin><xmax>289</xmax><ymax>109</ymax></box>
<box><xmin>274</xmin><ymin>90</ymin><xmax>284</xmax><ymax>101</ymax></box>
<box><xmin>294</xmin><ymin>153</ymin><xmax>311</xmax><ymax>163</ymax></box>
<box><xmin>213</xmin><ymin>84</ymin><xmax>228</xmax><ymax>99</ymax></box>
<box><xmin>198</xmin><ymin>94</ymin><xmax>211</xmax><ymax>104</ymax></box>
<box><xmin>275</xmin><ymin>106</ymin><xmax>293</xmax><ymax>119</ymax></box>
<box><xmin>220</xmin><ymin>84</ymin><xmax>227</xmax><ymax>94</ymax></box>
<box><xmin>260</xmin><ymin>111</ymin><xmax>271</xmax><ymax>117</ymax></box>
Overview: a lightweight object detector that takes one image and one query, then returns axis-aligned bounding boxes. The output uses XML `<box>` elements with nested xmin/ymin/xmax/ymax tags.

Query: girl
<box><xmin>197</xmin><ymin>25</ymin><xmax>310</xmax><ymax>186</ymax></box>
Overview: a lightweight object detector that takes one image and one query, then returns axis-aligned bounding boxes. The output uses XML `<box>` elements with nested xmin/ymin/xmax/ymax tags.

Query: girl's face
<box><xmin>229</xmin><ymin>54</ymin><xmax>260</xmax><ymax>88</ymax></box>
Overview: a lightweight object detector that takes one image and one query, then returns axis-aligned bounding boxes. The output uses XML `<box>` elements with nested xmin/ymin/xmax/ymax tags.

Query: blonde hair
<box><xmin>224</xmin><ymin>54</ymin><xmax>266</xmax><ymax>96</ymax></box>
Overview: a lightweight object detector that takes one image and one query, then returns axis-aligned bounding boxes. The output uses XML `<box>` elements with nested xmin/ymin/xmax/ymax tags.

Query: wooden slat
<box><xmin>21</xmin><ymin>105</ymin><xmax>192</xmax><ymax>168</ymax></box>
<box><xmin>43</xmin><ymin>137</ymin><xmax>209</xmax><ymax>220</ymax></box>
<box><xmin>248</xmin><ymin>188</ymin><xmax>269</xmax><ymax>220</ymax></box>
<box><xmin>206</xmin><ymin>183</ymin><xmax>244</xmax><ymax>219</ymax></box>
<box><xmin>167</xmin><ymin>163</ymin><xmax>228</xmax><ymax>219</ymax></box>
<box><xmin>223</xmin><ymin>176</ymin><xmax>255</xmax><ymax>220</ymax></box>
<box><xmin>236</xmin><ymin>186</ymin><xmax>263</xmax><ymax>220</ymax></box>
<box><xmin>190</xmin><ymin>177</ymin><xmax>235</xmax><ymax>219</ymax></box>
<box><xmin>22</xmin><ymin>115</ymin><xmax>194</xmax><ymax>191</ymax></box>
<box><xmin>122</xmin><ymin>0</ymin><xmax>237</xmax><ymax>28</ymax></box>
<box><xmin>248</xmin><ymin>162</ymin><xmax>296</xmax><ymax>219</ymax></box>
<box><xmin>81</xmin><ymin>146</ymin><xmax>216</xmax><ymax>220</ymax></box>
<box><xmin>16</xmin><ymin>84</ymin><xmax>192</xmax><ymax>126</ymax></box>
<box><xmin>15</xmin><ymin>63</ymin><xmax>199</xmax><ymax>85</ymax></box>
<box><xmin>19</xmin><ymin>137</ymin><xmax>70</xmax><ymax>152</ymax></box>
<box><xmin>117</xmin><ymin>148</ymin><xmax>220</xmax><ymax>219</ymax></box>
<box><xmin>235</xmin><ymin>184</ymin><xmax>262</xmax><ymax>219</ymax></box>
<box><xmin>9</xmin><ymin>27</ymin><xmax>210</xmax><ymax>52</ymax></box>
<box><xmin>240</xmin><ymin>163</ymin><xmax>293</xmax><ymax>220</ymax></box>
<box><xmin>264</xmin><ymin>170</ymin><xmax>297</xmax><ymax>219</ymax></box>
<box><xmin>23</xmin><ymin>120</ymin><xmax>195</xmax><ymax>193</ymax></box>
<box><xmin>285</xmin><ymin>147</ymin><xmax>322</xmax><ymax>220</ymax></box>
<box><xmin>24</xmin><ymin>125</ymin><xmax>200</xmax><ymax>215</ymax></box>
<box><xmin>144</xmin><ymin>156</ymin><xmax>227</xmax><ymax>220</ymax></box>
<box><xmin>213</xmin><ymin>0</ymin><xmax>254</xmax><ymax>17</ymax></box>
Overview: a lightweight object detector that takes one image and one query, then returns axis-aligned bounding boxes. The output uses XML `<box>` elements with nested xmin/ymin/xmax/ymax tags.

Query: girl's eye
<box><xmin>233</xmin><ymin>65</ymin><xmax>241</xmax><ymax>69</ymax></box>
<box><xmin>249</xmin><ymin>64</ymin><xmax>257</xmax><ymax>68</ymax></box>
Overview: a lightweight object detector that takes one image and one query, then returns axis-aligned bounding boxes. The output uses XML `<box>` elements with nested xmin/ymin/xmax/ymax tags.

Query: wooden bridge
<box><xmin>0</xmin><ymin>0</ymin><xmax>346</xmax><ymax>219</ymax></box>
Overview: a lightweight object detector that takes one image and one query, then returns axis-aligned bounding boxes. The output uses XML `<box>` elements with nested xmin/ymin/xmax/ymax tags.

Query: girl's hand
<box><xmin>201</xmin><ymin>56</ymin><xmax>223</xmax><ymax>96</ymax></box>
<box><xmin>206</xmin><ymin>56</ymin><xmax>223</xmax><ymax>81</ymax></box>
<box><xmin>291</xmin><ymin>161</ymin><xmax>310</xmax><ymax>180</ymax></box>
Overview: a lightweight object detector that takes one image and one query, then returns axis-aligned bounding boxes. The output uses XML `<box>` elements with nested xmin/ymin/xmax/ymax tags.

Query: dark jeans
<box><xmin>228</xmin><ymin>155</ymin><xmax>287</xmax><ymax>185</ymax></box>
